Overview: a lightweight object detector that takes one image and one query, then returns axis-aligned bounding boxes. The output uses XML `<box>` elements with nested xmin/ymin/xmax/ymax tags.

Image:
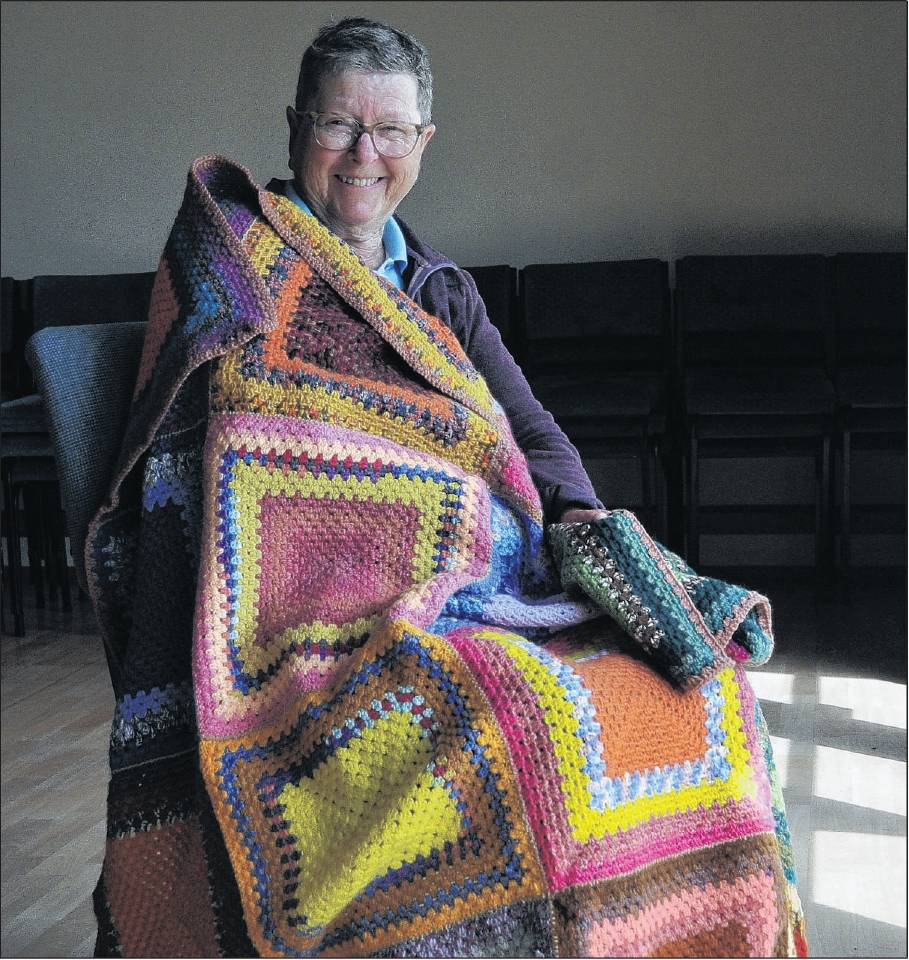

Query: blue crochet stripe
<box><xmin>110</xmin><ymin>683</ymin><xmax>197</xmax><ymax>769</ymax></box>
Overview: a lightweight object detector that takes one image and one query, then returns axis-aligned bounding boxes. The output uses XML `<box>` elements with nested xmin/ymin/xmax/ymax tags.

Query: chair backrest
<box><xmin>519</xmin><ymin>259</ymin><xmax>670</xmax><ymax>375</ymax></box>
<box><xmin>31</xmin><ymin>272</ymin><xmax>156</xmax><ymax>331</ymax></box>
<box><xmin>25</xmin><ymin>322</ymin><xmax>147</xmax><ymax>591</ymax></box>
<box><xmin>675</xmin><ymin>254</ymin><xmax>830</xmax><ymax>370</ymax></box>
<box><xmin>1</xmin><ymin>277</ymin><xmax>15</xmax><ymax>367</ymax></box>
<box><xmin>464</xmin><ymin>264</ymin><xmax>518</xmax><ymax>354</ymax></box>
<box><xmin>832</xmin><ymin>252</ymin><xmax>907</xmax><ymax>367</ymax></box>
<box><xmin>2</xmin><ymin>276</ymin><xmax>34</xmax><ymax>400</ymax></box>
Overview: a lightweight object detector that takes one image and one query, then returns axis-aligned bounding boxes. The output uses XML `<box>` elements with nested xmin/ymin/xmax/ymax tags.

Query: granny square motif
<box><xmin>199</xmin><ymin>624</ymin><xmax>547</xmax><ymax>957</ymax></box>
<box><xmin>193</xmin><ymin>414</ymin><xmax>491</xmax><ymax>736</ymax></box>
<box><xmin>450</xmin><ymin>626</ymin><xmax>773</xmax><ymax>891</ymax></box>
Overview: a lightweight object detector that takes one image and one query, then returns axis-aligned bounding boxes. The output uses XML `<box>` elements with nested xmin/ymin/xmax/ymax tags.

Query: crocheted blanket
<box><xmin>86</xmin><ymin>156</ymin><xmax>807</xmax><ymax>958</ymax></box>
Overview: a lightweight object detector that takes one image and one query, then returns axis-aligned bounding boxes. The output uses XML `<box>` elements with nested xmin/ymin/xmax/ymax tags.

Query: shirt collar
<box><xmin>284</xmin><ymin>181</ymin><xmax>408</xmax><ymax>272</ymax></box>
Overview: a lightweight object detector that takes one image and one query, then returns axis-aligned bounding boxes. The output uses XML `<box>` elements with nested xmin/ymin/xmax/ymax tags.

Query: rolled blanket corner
<box><xmin>548</xmin><ymin>510</ymin><xmax>774</xmax><ymax>691</ymax></box>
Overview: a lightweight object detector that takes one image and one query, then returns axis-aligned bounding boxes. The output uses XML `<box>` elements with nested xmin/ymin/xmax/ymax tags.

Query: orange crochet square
<box><xmin>578</xmin><ymin>654</ymin><xmax>708</xmax><ymax>777</ymax></box>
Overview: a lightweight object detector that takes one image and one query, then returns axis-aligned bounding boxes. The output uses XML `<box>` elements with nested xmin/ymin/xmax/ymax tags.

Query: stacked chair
<box><xmin>830</xmin><ymin>253</ymin><xmax>907</xmax><ymax>576</ymax></box>
<box><xmin>674</xmin><ymin>255</ymin><xmax>836</xmax><ymax>578</ymax></box>
<box><xmin>0</xmin><ymin>272</ymin><xmax>154</xmax><ymax>634</ymax></box>
<box><xmin>5</xmin><ymin>253</ymin><xmax>905</xmax><ymax>637</ymax></box>
<box><xmin>1</xmin><ymin>277</ymin><xmax>58</xmax><ymax>635</ymax></box>
<box><xmin>464</xmin><ymin>264</ymin><xmax>519</xmax><ymax>356</ymax></box>
<box><xmin>518</xmin><ymin>259</ymin><xmax>672</xmax><ymax>540</ymax></box>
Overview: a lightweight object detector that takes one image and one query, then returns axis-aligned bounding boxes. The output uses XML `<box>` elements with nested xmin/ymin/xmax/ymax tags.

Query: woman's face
<box><xmin>288</xmin><ymin>70</ymin><xmax>434</xmax><ymax>242</ymax></box>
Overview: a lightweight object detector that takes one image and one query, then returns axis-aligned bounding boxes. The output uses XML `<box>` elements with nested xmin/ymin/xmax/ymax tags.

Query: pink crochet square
<box><xmin>255</xmin><ymin>493</ymin><xmax>423</xmax><ymax>644</ymax></box>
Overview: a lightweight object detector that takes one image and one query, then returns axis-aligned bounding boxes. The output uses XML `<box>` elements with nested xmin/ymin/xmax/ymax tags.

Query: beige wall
<box><xmin>1</xmin><ymin>0</ymin><xmax>905</xmax><ymax>277</ymax></box>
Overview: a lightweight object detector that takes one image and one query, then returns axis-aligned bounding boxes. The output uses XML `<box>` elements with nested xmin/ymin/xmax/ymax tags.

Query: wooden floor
<box><xmin>2</xmin><ymin>595</ymin><xmax>110</xmax><ymax>958</ymax></box>
<box><xmin>1</xmin><ymin>573</ymin><xmax>906</xmax><ymax>958</ymax></box>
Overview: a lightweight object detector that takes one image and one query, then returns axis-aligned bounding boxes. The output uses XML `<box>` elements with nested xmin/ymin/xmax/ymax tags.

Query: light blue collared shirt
<box><xmin>284</xmin><ymin>181</ymin><xmax>408</xmax><ymax>290</ymax></box>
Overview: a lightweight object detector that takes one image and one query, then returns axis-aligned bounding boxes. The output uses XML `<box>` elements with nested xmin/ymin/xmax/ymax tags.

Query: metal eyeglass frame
<box><xmin>302</xmin><ymin>110</ymin><xmax>428</xmax><ymax>158</ymax></box>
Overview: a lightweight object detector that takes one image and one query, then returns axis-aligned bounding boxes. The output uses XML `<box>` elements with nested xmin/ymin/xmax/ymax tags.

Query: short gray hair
<box><xmin>294</xmin><ymin>17</ymin><xmax>433</xmax><ymax>124</ymax></box>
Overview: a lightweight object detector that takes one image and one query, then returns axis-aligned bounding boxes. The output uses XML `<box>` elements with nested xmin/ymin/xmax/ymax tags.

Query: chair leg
<box><xmin>653</xmin><ymin>437</ymin><xmax>669</xmax><ymax>545</ymax></box>
<box><xmin>686</xmin><ymin>430</ymin><xmax>700</xmax><ymax>568</ymax></box>
<box><xmin>39</xmin><ymin>483</ymin><xmax>71</xmax><ymax>610</ymax></box>
<box><xmin>665</xmin><ymin>427</ymin><xmax>685</xmax><ymax>555</ymax></box>
<box><xmin>815</xmin><ymin>431</ymin><xmax>833</xmax><ymax>593</ymax></box>
<box><xmin>22</xmin><ymin>485</ymin><xmax>46</xmax><ymax>610</ymax></box>
<box><xmin>822</xmin><ymin>430</ymin><xmax>832</xmax><ymax>579</ymax></box>
<box><xmin>59</xmin><ymin>530</ymin><xmax>73</xmax><ymax>611</ymax></box>
<box><xmin>42</xmin><ymin>485</ymin><xmax>61</xmax><ymax>607</ymax></box>
<box><xmin>52</xmin><ymin>490</ymin><xmax>72</xmax><ymax>611</ymax></box>
<box><xmin>2</xmin><ymin>461</ymin><xmax>26</xmax><ymax>636</ymax></box>
<box><xmin>639</xmin><ymin>431</ymin><xmax>653</xmax><ymax>525</ymax></box>
<box><xmin>840</xmin><ymin>427</ymin><xmax>851</xmax><ymax>581</ymax></box>
<box><xmin>0</xmin><ymin>547</ymin><xmax>7</xmax><ymax>635</ymax></box>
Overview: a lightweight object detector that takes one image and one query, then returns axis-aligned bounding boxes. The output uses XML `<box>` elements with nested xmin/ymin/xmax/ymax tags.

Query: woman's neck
<box><xmin>293</xmin><ymin>184</ymin><xmax>386</xmax><ymax>268</ymax></box>
<box><xmin>344</xmin><ymin>235</ymin><xmax>385</xmax><ymax>269</ymax></box>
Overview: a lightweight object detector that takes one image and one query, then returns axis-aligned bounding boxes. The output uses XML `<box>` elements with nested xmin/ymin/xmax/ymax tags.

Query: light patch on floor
<box><xmin>812</xmin><ymin>831</ymin><xmax>908</xmax><ymax>928</ymax></box>
<box><xmin>813</xmin><ymin>745</ymin><xmax>906</xmax><ymax>817</ymax></box>
<box><xmin>746</xmin><ymin>669</ymin><xmax>795</xmax><ymax>704</ymax></box>
<box><xmin>818</xmin><ymin>675</ymin><xmax>907</xmax><ymax>730</ymax></box>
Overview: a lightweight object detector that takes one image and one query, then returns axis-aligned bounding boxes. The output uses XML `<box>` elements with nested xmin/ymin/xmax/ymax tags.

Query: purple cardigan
<box><xmin>265</xmin><ymin>179</ymin><xmax>602</xmax><ymax>521</ymax></box>
<box><xmin>396</xmin><ymin>217</ymin><xmax>602</xmax><ymax>523</ymax></box>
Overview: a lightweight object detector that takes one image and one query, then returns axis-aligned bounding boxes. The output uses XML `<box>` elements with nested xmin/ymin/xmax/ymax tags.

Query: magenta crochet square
<box><xmin>255</xmin><ymin>493</ymin><xmax>423</xmax><ymax>643</ymax></box>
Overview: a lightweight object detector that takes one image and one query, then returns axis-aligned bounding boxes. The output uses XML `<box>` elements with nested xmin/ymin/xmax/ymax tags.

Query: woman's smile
<box><xmin>335</xmin><ymin>174</ymin><xmax>384</xmax><ymax>187</ymax></box>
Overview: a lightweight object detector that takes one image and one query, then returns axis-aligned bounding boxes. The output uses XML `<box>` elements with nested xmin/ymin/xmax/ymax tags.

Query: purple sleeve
<box><xmin>423</xmin><ymin>268</ymin><xmax>604</xmax><ymax>523</ymax></box>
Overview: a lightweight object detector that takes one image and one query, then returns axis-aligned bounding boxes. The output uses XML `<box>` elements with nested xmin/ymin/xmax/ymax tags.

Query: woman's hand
<box><xmin>558</xmin><ymin>508</ymin><xmax>609</xmax><ymax>524</ymax></box>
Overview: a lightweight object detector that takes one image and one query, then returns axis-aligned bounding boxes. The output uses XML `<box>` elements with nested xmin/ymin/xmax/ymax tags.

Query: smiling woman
<box><xmin>85</xmin><ymin>16</ymin><xmax>806</xmax><ymax>959</ymax></box>
<box><xmin>285</xmin><ymin>70</ymin><xmax>434</xmax><ymax>269</ymax></box>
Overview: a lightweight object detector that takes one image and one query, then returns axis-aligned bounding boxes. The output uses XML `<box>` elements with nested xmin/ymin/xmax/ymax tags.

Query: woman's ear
<box><xmin>286</xmin><ymin>106</ymin><xmax>301</xmax><ymax>172</ymax></box>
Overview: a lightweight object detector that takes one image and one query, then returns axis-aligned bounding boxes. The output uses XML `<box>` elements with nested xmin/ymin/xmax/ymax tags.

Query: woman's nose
<box><xmin>351</xmin><ymin>131</ymin><xmax>380</xmax><ymax>162</ymax></box>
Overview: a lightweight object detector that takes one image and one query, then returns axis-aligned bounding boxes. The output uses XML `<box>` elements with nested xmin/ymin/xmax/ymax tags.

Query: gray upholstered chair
<box><xmin>25</xmin><ymin>322</ymin><xmax>147</xmax><ymax>593</ymax></box>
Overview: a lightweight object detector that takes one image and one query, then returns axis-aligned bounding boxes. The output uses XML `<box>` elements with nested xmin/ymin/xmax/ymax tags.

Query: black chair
<box><xmin>518</xmin><ymin>259</ymin><xmax>672</xmax><ymax>539</ymax></box>
<box><xmin>831</xmin><ymin>252</ymin><xmax>907</xmax><ymax>576</ymax></box>
<box><xmin>1</xmin><ymin>277</ymin><xmax>31</xmax><ymax>400</ymax></box>
<box><xmin>464</xmin><ymin>264</ymin><xmax>519</xmax><ymax>356</ymax></box>
<box><xmin>0</xmin><ymin>272</ymin><xmax>154</xmax><ymax>634</ymax></box>
<box><xmin>676</xmin><ymin>255</ymin><xmax>836</xmax><ymax>578</ymax></box>
<box><xmin>1</xmin><ymin>277</ymin><xmax>65</xmax><ymax>634</ymax></box>
<box><xmin>30</xmin><ymin>272</ymin><xmax>156</xmax><ymax>333</ymax></box>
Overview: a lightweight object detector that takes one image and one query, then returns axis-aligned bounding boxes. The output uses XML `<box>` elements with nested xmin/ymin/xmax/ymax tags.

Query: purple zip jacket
<box><xmin>396</xmin><ymin>216</ymin><xmax>603</xmax><ymax>523</ymax></box>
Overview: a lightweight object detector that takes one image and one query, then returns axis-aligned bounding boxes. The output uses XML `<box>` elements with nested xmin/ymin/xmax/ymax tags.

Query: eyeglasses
<box><xmin>304</xmin><ymin>110</ymin><xmax>427</xmax><ymax>158</ymax></box>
